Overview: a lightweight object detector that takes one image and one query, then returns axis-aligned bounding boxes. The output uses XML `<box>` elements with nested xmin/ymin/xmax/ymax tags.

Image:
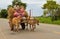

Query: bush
<box><xmin>52</xmin><ymin>20</ymin><xmax>60</xmax><ymax>25</ymax></box>
<box><xmin>36</xmin><ymin>17</ymin><xmax>60</xmax><ymax>25</ymax></box>
<box><xmin>0</xmin><ymin>9</ymin><xmax>8</xmax><ymax>18</ymax></box>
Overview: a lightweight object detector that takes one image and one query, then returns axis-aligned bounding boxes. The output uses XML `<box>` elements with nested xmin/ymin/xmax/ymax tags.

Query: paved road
<box><xmin>0</xmin><ymin>18</ymin><xmax>60</xmax><ymax>39</ymax></box>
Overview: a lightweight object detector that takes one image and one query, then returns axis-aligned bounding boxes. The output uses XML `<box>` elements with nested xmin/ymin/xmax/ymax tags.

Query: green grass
<box><xmin>52</xmin><ymin>20</ymin><xmax>60</xmax><ymax>25</ymax></box>
<box><xmin>36</xmin><ymin>17</ymin><xmax>60</xmax><ymax>25</ymax></box>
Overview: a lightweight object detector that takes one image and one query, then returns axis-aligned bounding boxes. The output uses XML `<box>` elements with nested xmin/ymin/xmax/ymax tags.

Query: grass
<box><xmin>36</xmin><ymin>17</ymin><xmax>60</xmax><ymax>25</ymax></box>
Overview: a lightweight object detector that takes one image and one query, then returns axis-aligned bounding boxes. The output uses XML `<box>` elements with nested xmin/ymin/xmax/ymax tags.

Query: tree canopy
<box><xmin>43</xmin><ymin>0</ymin><xmax>60</xmax><ymax>20</ymax></box>
<box><xmin>0</xmin><ymin>9</ymin><xmax>8</xmax><ymax>18</ymax></box>
<box><xmin>12</xmin><ymin>0</ymin><xmax>26</xmax><ymax>9</ymax></box>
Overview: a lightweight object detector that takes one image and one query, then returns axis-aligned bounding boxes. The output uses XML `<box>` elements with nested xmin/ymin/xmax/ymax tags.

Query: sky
<box><xmin>0</xmin><ymin>0</ymin><xmax>60</xmax><ymax>16</ymax></box>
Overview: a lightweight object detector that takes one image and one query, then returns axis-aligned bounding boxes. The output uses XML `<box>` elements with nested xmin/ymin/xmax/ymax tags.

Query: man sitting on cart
<box><xmin>13</xmin><ymin>4</ymin><xmax>28</xmax><ymax>30</ymax></box>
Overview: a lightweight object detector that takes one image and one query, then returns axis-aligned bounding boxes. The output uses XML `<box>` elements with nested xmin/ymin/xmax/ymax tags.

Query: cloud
<box><xmin>21</xmin><ymin>0</ymin><xmax>46</xmax><ymax>4</ymax></box>
<box><xmin>0</xmin><ymin>0</ymin><xmax>12</xmax><ymax>9</ymax></box>
<box><xmin>21</xmin><ymin>0</ymin><xmax>46</xmax><ymax>7</ymax></box>
<box><xmin>56</xmin><ymin>0</ymin><xmax>60</xmax><ymax>4</ymax></box>
<box><xmin>0</xmin><ymin>0</ymin><xmax>60</xmax><ymax>9</ymax></box>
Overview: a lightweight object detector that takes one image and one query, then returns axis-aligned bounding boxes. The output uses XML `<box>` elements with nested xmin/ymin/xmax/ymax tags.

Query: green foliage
<box><xmin>39</xmin><ymin>17</ymin><xmax>52</xmax><ymax>23</ymax></box>
<box><xmin>43</xmin><ymin>0</ymin><xmax>60</xmax><ymax>20</ymax></box>
<box><xmin>43</xmin><ymin>1</ymin><xmax>59</xmax><ymax>15</ymax></box>
<box><xmin>43</xmin><ymin>1</ymin><xmax>58</xmax><ymax>9</ymax></box>
<box><xmin>12</xmin><ymin>0</ymin><xmax>21</xmax><ymax>6</ymax></box>
<box><xmin>52</xmin><ymin>20</ymin><xmax>60</xmax><ymax>25</ymax></box>
<box><xmin>0</xmin><ymin>12</ymin><xmax>1</xmax><ymax>18</ymax></box>
<box><xmin>12</xmin><ymin>0</ymin><xmax>26</xmax><ymax>9</ymax></box>
<box><xmin>20</xmin><ymin>3</ymin><xmax>27</xmax><ymax>9</ymax></box>
<box><xmin>7</xmin><ymin>5</ymin><xmax>12</xmax><ymax>10</ymax></box>
<box><xmin>7</xmin><ymin>0</ymin><xmax>27</xmax><ymax>10</ymax></box>
<box><xmin>43</xmin><ymin>9</ymin><xmax>48</xmax><ymax>17</ymax></box>
<box><xmin>36</xmin><ymin>17</ymin><xmax>60</xmax><ymax>25</ymax></box>
<box><xmin>56</xmin><ymin>8</ymin><xmax>60</xmax><ymax>17</ymax></box>
<box><xmin>0</xmin><ymin>9</ymin><xmax>8</xmax><ymax>18</ymax></box>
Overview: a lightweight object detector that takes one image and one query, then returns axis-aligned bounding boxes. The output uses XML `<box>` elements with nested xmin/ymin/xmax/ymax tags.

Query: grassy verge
<box><xmin>36</xmin><ymin>17</ymin><xmax>60</xmax><ymax>25</ymax></box>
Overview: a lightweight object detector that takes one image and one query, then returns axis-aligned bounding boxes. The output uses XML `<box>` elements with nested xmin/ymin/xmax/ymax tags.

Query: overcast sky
<box><xmin>0</xmin><ymin>0</ymin><xmax>60</xmax><ymax>16</ymax></box>
<box><xmin>0</xmin><ymin>0</ymin><xmax>60</xmax><ymax>9</ymax></box>
<box><xmin>0</xmin><ymin>0</ymin><xmax>46</xmax><ymax>9</ymax></box>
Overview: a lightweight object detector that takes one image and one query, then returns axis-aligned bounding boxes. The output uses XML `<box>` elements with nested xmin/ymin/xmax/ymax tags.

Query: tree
<box><xmin>7</xmin><ymin>5</ymin><xmax>12</xmax><ymax>10</ymax></box>
<box><xmin>0</xmin><ymin>9</ymin><xmax>8</xmax><ymax>18</ymax></box>
<box><xmin>56</xmin><ymin>5</ymin><xmax>60</xmax><ymax>17</ymax></box>
<box><xmin>12</xmin><ymin>0</ymin><xmax>21</xmax><ymax>6</ymax></box>
<box><xmin>0</xmin><ymin>12</ymin><xmax>1</xmax><ymax>18</ymax></box>
<box><xmin>20</xmin><ymin>3</ymin><xmax>27</xmax><ymax>9</ymax></box>
<box><xmin>7</xmin><ymin>0</ymin><xmax>27</xmax><ymax>10</ymax></box>
<box><xmin>43</xmin><ymin>9</ymin><xmax>48</xmax><ymax>17</ymax></box>
<box><xmin>43</xmin><ymin>1</ymin><xmax>58</xmax><ymax>13</ymax></box>
<box><xmin>43</xmin><ymin>0</ymin><xmax>59</xmax><ymax>20</ymax></box>
<box><xmin>54</xmin><ymin>7</ymin><xmax>60</xmax><ymax>20</ymax></box>
<box><xmin>12</xmin><ymin>0</ymin><xmax>26</xmax><ymax>9</ymax></box>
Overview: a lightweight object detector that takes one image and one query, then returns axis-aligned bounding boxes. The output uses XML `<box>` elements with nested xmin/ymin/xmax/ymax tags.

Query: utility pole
<box><xmin>30</xmin><ymin>9</ymin><xmax>31</xmax><ymax>17</ymax></box>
